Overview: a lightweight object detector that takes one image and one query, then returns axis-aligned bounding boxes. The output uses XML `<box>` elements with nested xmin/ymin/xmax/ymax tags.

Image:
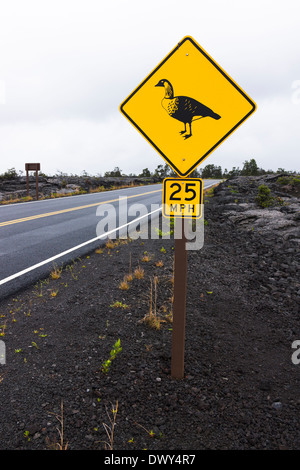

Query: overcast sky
<box><xmin>0</xmin><ymin>0</ymin><xmax>299</xmax><ymax>176</ymax></box>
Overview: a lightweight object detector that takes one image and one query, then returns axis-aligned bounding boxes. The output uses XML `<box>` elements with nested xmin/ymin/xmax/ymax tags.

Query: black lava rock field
<box><xmin>0</xmin><ymin>174</ymin><xmax>299</xmax><ymax>451</ymax></box>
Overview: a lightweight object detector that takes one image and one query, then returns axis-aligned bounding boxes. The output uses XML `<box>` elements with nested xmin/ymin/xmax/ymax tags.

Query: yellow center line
<box><xmin>0</xmin><ymin>188</ymin><xmax>162</xmax><ymax>227</ymax></box>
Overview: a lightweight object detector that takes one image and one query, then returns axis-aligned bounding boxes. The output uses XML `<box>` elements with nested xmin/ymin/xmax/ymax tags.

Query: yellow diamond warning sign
<box><xmin>120</xmin><ymin>36</ymin><xmax>256</xmax><ymax>177</ymax></box>
<box><xmin>163</xmin><ymin>178</ymin><xmax>203</xmax><ymax>219</ymax></box>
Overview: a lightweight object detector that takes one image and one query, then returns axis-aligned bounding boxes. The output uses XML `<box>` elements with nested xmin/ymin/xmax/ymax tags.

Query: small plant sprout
<box><xmin>101</xmin><ymin>339</ymin><xmax>122</xmax><ymax>375</ymax></box>
<box><xmin>109</xmin><ymin>301</ymin><xmax>129</xmax><ymax>309</ymax></box>
<box><xmin>141</xmin><ymin>252</ymin><xmax>150</xmax><ymax>262</ymax></box>
<box><xmin>206</xmin><ymin>186</ymin><xmax>215</xmax><ymax>197</ymax></box>
<box><xmin>0</xmin><ymin>322</ymin><xmax>7</xmax><ymax>337</ymax></box>
<box><xmin>134</xmin><ymin>265</ymin><xmax>144</xmax><ymax>279</ymax></box>
<box><xmin>47</xmin><ymin>401</ymin><xmax>68</xmax><ymax>450</ymax></box>
<box><xmin>101</xmin><ymin>401</ymin><xmax>119</xmax><ymax>450</ymax></box>
<box><xmin>65</xmin><ymin>262</ymin><xmax>78</xmax><ymax>280</ymax></box>
<box><xmin>165</xmin><ymin>311</ymin><xmax>173</xmax><ymax>324</ymax></box>
<box><xmin>126</xmin><ymin>255</ymin><xmax>133</xmax><ymax>282</ymax></box>
<box><xmin>23</xmin><ymin>300</ymin><xmax>32</xmax><ymax>317</ymax></box>
<box><xmin>50</xmin><ymin>264</ymin><xmax>63</xmax><ymax>280</ymax></box>
<box><xmin>134</xmin><ymin>421</ymin><xmax>156</xmax><ymax>439</ymax></box>
<box><xmin>140</xmin><ymin>276</ymin><xmax>161</xmax><ymax>330</ymax></box>
<box><xmin>106</xmin><ymin>239</ymin><xmax>115</xmax><ymax>250</ymax></box>
<box><xmin>119</xmin><ymin>277</ymin><xmax>129</xmax><ymax>291</ymax></box>
<box><xmin>10</xmin><ymin>309</ymin><xmax>17</xmax><ymax>323</ymax></box>
<box><xmin>125</xmin><ymin>254</ymin><xmax>133</xmax><ymax>282</ymax></box>
<box><xmin>34</xmin><ymin>282</ymin><xmax>43</xmax><ymax>297</ymax></box>
<box><xmin>155</xmin><ymin>260</ymin><xmax>164</xmax><ymax>267</ymax></box>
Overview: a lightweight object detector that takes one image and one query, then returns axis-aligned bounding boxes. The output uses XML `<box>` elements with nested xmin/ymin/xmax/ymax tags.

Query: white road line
<box><xmin>0</xmin><ymin>181</ymin><xmax>218</xmax><ymax>287</ymax></box>
<box><xmin>0</xmin><ymin>207</ymin><xmax>162</xmax><ymax>286</ymax></box>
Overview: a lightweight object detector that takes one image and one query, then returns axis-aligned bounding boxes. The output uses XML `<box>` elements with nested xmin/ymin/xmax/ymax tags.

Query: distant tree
<box><xmin>114</xmin><ymin>167</ymin><xmax>122</xmax><ymax>176</ymax></box>
<box><xmin>261</xmin><ymin>168</ymin><xmax>269</xmax><ymax>175</ymax></box>
<box><xmin>55</xmin><ymin>170</ymin><xmax>68</xmax><ymax>177</ymax></box>
<box><xmin>201</xmin><ymin>164</ymin><xmax>222</xmax><ymax>179</ymax></box>
<box><xmin>0</xmin><ymin>167</ymin><xmax>18</xmax><ymax>180</ymax></box>
<box><xmin>228</xmin><ymin>167</ymin><xmax>241</xmax><ymax>178</ymax></box>
<box><xmin>201</xmin><ymin>165</ymin><xmax>213</xmax><ymax>178</ymax></box>
<box><xmin>104</xmin><ymin>167</ymin><xmax>122</xmax><ymax>177</ymax></box>
<box><xmin>241</xmin><ymin>158</ymin><xmax>259</xmax><ymax>176</ymax></box>
<box><xmin>154</xmin><ymin>164</ymin><xmax>164</xmax><ymax>178</ymax></box>
<box><xmin>163</xmin><ymin>164</ymin><xmax>172</xmax><ymax>177</ymax></box>
<box><xmin>153</xmin><ymin>164</ymin><xmax>170</xmax><ymax>179</ymax></box>
<box><xmin>169</xmin><ymin>167</ymin><xmax>177</xmax><ymax>177</ymax></box>
<box><xmin>139</xmin><ymin>168</ymin><xmax>151</xmax><ymax>177</ymax></box>
<box><xmin>189</xmin><ymin>168</ymin><xmax>201</xmax><ymax>178</ymax></box>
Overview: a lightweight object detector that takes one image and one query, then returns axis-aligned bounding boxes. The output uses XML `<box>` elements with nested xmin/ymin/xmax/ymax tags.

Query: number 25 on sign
<box><xmin>162</xmin><ymin>178</ymin><xmax>203</xmax><ymax>219</ymax></box>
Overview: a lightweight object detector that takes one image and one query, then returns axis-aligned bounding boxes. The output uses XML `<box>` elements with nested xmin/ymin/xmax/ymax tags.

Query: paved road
<box><xmin>0</xmin><ymin>180</ymin><xmax>219</xmax><ymax>298</ymax></box>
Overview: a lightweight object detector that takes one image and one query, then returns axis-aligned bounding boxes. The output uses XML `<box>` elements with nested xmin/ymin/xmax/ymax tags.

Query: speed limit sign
<box><xmin>162</xmin><ymin>178</ymin><xmax>203</xmax><ymax>219</ymax></box>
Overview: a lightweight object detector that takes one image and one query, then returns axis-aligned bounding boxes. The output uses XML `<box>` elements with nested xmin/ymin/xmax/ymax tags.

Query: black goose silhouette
<box><xmin>155</xmin><ymin>79</ymin><xmax>221</xmax><ymax>139</ymax></box>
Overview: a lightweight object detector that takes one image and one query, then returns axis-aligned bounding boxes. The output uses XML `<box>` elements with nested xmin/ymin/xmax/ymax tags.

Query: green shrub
<box><xmin>277</xmin><ymin>176</ymin><xmax>300</xmax><ymax>186</ymax></box>
<box><xmin>255</xmin><ymin>184</ymin><xmax>274</xmax><ymax>208</ymax></box>
<box><xmin>0</xmin><ymin>167</ymin><xmax>18</xmax><ymax>180</ymax></box>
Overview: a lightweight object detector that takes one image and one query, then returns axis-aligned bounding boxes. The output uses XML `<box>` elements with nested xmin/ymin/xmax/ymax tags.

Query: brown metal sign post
<box><xmin>171</xmin><ymin>217</ymin><xmax>187</xmax><ymax>379</ymax></box>
<box><xmin>25</xmin><ymin>163</ymin><xmax>40</xmax><ymax>200</ymax></box>
<box><xmin>163</xmin><ymin>177</ymin><xmax>203</xmax><ymax>379</ymax></box>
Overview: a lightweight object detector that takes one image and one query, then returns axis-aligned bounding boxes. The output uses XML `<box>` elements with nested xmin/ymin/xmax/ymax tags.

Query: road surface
<box><xmin>0</xmin><ymin>180</ymin><xmax>219</xmax><ymax>298</ymax></box>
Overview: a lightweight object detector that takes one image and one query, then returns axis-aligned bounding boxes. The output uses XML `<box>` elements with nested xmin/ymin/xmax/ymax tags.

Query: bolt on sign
<box><xmin>163</xmin><ymin>178</ymin><xmax>203</xmax><ymax>219</ymax></box>
<box><xmin>120</xmin><ymin>36</ymin><xmax>256</xmax><ymax>177</ymax></box>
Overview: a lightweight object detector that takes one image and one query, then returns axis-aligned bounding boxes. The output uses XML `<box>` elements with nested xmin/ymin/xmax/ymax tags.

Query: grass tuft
<box><xmin>134</xmin><ymin>265</ymin><xmax>144</xmax><ymax>279</ymax></box>
<box><xmin>119</xmin><ymin>278</ymin><xmax>129</xmax><ymax>291</ymax></box>
<box><xmin>50</xmin><ymin>264</ymin><xmax>63</xmax><ymax>280</ymax></box>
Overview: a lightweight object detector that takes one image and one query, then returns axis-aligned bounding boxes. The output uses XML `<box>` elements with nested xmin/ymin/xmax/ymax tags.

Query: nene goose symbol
<box><xmin>155</xmin><ymin>79</ymin><xmax>221</xmax><ymax>139</ymax></box>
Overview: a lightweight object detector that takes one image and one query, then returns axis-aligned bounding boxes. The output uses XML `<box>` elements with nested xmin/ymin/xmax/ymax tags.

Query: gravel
<box><xmin>0</xmin><ymin>175</ymin><xmax>299</xmax><ymax>450</ymax></box>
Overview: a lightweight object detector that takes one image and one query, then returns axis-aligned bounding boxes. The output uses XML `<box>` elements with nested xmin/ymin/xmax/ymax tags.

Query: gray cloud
<box><xmin>0</xmin><ymin>0</ymin><xmax>299</xmax><ymax>175</ymax></box>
